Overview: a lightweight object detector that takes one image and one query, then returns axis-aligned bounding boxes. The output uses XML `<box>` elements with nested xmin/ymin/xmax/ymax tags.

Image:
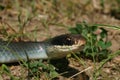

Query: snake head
<box><xmin>46</xmin><ymin>34</ymin><xmax>86</xmax><ymax>59</ymax></box>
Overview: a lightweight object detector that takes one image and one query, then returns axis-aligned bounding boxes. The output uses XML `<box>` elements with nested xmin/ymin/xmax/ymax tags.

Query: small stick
<box><xmin>69</xmin><ymin>66</ymin><xmax>92</xmax><ymax>79</ymax></box>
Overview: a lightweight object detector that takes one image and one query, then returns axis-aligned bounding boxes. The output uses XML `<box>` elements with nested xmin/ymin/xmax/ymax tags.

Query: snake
<box><xmin>0</xmin><ymin>34</ymin><xmax>86</xmax><ymax>63</ymax></box>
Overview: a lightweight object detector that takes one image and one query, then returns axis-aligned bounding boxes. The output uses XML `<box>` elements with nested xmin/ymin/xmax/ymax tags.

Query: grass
<box><xmin>0</xmin><ymin>0</ymin><xmax>120</xmax><ymax>80</ymax></box>
<box><xmin>69</xmin><ymin>22</ymin><xmax>120</xmax><ymax>80</ymax></box>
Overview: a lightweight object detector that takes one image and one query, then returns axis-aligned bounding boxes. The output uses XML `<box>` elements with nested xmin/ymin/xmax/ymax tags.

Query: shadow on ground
<box><xmin>50</xmin><ymin>58</ymin><xmax>89</xmax><ymax>80</ymax></box>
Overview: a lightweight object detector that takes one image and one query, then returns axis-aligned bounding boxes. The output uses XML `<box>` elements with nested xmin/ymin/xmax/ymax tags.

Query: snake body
<box><xmin>0</xmin><ymin>34</ymin><xmax>86</xmax><ymax>63</ymax></box>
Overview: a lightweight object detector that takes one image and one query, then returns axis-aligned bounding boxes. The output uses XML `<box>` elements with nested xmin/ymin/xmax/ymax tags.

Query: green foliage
<box><xmin>116</xmin><ymin>0</ymin><xmax>120</xmax><ymax>3</ymax></box>
<box><xmin>0</xmin><ymin>4</ymin><xmax>5</xmax><ymax>11</ymax></box>
<box><xmin>69</xmin><ymin>22</ymin><xmax>120</xmax><ymax>80</ymax></box>
<box><xmin>1</xmin><ymin>64</ymin><xmax>10</xmax><ymax>73</ymax></box>
<box><xmin>100</xmin><ymin>0</ymin><xmax>105</xmax><ymax>8</ymax></box>
<box><xmin>28</xmin><ymin>60</ymin><xmax>59</xmax><ymax>79</ymax></box>
<box><xmin>69</xmin><ymin>22</ymin><xmax>112</xmax><ymax>61</ymax></box>
<box><xmin>0</xmin><ymin>64</ymin><xmax>15</xmax><ymax>80</ymax></box>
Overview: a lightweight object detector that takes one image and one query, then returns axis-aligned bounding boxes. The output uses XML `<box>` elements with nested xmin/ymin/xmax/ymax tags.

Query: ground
<box><xmin>0</xmin><ymin>0</ymin><xmax>120</xmax><ymax>80</ymax></box>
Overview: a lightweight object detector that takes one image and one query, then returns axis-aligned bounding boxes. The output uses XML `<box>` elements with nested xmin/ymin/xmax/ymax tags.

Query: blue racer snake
<box><xmin>0</xmin><ymin>34</ymin><xmax>86</xmax><ymax>63</ymax></box>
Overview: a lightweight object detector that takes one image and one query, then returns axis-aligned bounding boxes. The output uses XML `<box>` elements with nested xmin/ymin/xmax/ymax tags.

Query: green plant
<box><xmin>26</xmin><ymin>60</ymin><xmax>59</xmax><ymax>80</ymax></box>
<box><xmin>69</xmin><ymin>22</ymin><xmax>120</xmax><ymax>80</ymax></box>
<box><xmin>69</xmin><ymin>22</ymin><xmax>112</xmax><ymax>61</ymax></box>
<box><xmin>0</xmin><ymin>64</ymin><xmax>16</xmax><ymax>80</ymax></box>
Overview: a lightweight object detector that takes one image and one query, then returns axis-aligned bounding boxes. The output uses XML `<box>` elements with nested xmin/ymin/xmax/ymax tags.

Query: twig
<box><xmin>69</xmin><ymin>66</ymin><xmax>92</xmax><ymax>79</ymax></box>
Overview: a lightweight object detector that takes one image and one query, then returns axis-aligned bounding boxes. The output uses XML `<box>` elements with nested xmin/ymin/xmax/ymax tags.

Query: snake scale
<box><xmin>0</xmin><ymin>34</ymin><xmax>86</xmax><ymax>63</ymax></box>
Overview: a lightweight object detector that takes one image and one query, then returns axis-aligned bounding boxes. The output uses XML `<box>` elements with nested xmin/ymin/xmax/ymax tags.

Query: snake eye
<box><xmin>65</xmin><ymin>38</ymin><xmax>74</xmax><ymax>45</ymax></box>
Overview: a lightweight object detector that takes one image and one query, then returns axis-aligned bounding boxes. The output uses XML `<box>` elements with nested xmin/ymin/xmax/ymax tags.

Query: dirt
<box><xmin>0</xmin><ymin>0</ymin><xmax>120</xmax><ymax>80</ymax></box>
